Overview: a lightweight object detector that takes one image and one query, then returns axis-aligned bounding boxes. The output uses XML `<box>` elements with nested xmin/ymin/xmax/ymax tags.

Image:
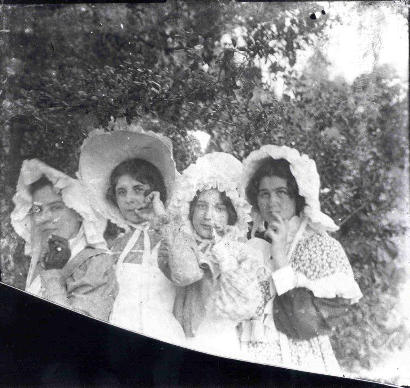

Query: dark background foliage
<box><xmin>0</xmin><ymin>1</ymin><xmax>408</xmax><ymax>375</ymax></box>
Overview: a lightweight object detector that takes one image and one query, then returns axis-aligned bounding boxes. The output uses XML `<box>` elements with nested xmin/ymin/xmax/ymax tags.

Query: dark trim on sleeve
<box><xmin>273</xmin><ymin>287</ymin><xmax>352</xmax><ymax>340</ymax></box>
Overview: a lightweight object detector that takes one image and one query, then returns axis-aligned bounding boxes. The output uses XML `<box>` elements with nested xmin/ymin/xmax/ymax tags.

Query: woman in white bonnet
<box><xmin>10</xmin><ymin>159</ymin><xmax>118</xmax><ymax>321</ymax></box>
<box><xmin>166</xmin><ymin>152</ymin><xmax>263</xmax><ymax>357</ymax></box>
<box><xmin>79</xmin><ymin>121</ymin><xmax>185</xmax><ymax>343</ymax></box>
<box><xmin>240</xmin><ymin>145</ymin><xmax>363</xmax><ymax>374</ymax></box>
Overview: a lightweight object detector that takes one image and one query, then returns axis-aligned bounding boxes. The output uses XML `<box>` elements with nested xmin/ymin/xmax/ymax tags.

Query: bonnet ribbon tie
<box><xmin>116</xmin><ymin>223</ymin><xmax>150</xmax><ymax>271</ymax></box>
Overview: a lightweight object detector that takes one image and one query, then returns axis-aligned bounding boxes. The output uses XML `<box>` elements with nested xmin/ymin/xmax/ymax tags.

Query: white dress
<box><xmin>109</xmin><ymin>226</ymin><xmax>185</xmax><ymax>345</ymax></box>
<box><xmin>240</xmin><ymin>216</ymin><xmax>362</xmax><ymax>374</ymax></box>
<box><xmin>185</xmin><ymin>313</ymin><xmax>241</xmax><ymax>358</ymax></box>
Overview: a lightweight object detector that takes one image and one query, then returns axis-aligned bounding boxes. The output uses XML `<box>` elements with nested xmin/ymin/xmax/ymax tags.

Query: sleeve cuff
<box><xmin>271</xmin><ymin>265</ymin><xmax>297</xmax><ymax>295</ymax></box>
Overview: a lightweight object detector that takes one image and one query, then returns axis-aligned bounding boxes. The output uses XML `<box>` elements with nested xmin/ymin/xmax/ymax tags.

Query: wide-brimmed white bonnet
<box><xmin>168</xmin><ymin>152</ymin><xmax>252</xmax><ymax>240</ymax></box>
<box><xmin>10</xmin><ymin>159</ymin><xmax>107</xmax><ymax>256</ymax></box>
<box><xmin>242</xmin><ymin>145</ymin><xmax>338</xmax><ymax>232</ymax></box>
<box><xmin>78</xmin><ymin>119</ymin><xmax>177</xmax><ymax>229</ymax></box>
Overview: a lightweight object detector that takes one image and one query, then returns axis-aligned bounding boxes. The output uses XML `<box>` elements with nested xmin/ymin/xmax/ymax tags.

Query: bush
<box><xmin>1</xmin><ymin>2</ymin><xmax>407</xmax><ymax>373</ymax></box>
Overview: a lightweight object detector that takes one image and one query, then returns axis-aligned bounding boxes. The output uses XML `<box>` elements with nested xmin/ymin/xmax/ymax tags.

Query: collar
<box><xmin>286</xmin><ymin>216</ymin><xmax>303</xmax><ymax>244</ymax></box>
<box><xmin>68</xmin><ymin>224</ymin><xmax>88</xmax><ymax>260</ymax></box>
<box><xmin>129</xmin><ymin>221</ymin><xmax>150</xmax><ymax>231</ymax></box>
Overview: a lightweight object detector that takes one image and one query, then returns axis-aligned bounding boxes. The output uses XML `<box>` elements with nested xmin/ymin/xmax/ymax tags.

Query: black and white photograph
<box><xmin>0</xmin><ymin>1</ymin><xmax>408</xmax><ymax>386</ymax></box>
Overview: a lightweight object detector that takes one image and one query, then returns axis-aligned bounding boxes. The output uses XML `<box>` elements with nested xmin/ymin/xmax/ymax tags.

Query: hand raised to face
<box><xmin>144</xmin><ymin>191</ymin><xmax>166</xmax><ymax>217</ymax></box>
<box><xmin>41</xmin><ymin>234</ymin><xmax>71</xmax><ymax>270</ymax></box>
<box><xmin>191</xmin><ymin>189</ymin><xmax>230</xmax><ymax>240</ymax></box>
<box><xmin>265</xmin><ymin>214</ymin><xmax>289</xmax><ymax>271</ymax></box>
<box><xmin>133</xmin><ymin>191</ymin><xmax>168</xmax><ymax>226</ymax></box>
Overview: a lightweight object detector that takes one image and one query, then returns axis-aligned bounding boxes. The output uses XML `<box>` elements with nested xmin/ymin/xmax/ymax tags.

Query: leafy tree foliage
<box><xmin>1</xmin><ymin>2</ymin><xmax>407</xmax><ymax>373</ymax></box>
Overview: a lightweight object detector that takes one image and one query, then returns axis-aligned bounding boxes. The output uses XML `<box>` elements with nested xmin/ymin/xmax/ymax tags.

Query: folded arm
<box><xmin>41</xmin><ymin>251</ymin><xmax>118</xmax><ymax>321</ymax></box>
<box><xmin>271</xmin><ymin>233</ymin><xmax>362</xmax><ymax>340</ymax></box>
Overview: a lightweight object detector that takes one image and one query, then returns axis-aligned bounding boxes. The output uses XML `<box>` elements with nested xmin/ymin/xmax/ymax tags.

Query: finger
<box><xmin>264</xmin><ymin>229</ymin><xmax>275</xmax><ymax>241</ymax></box>
<box><xmin>277</xmin><ymin>215</ymin><xmax>288</xmax><ymax>230</ymax></box>
<box><xmin>198</xmin><ymin>241</ymin><xmax>207</xmax><ymax>251</ymax></box>
<box><xmin>205</xmin><ymin>243</ymin><xmax>213</xmax><ymax>255</ymax></box>
<box><xmin>198</xmin><ymin>242</ymin><xmax>210</xmax><ymax>253</ymax></box>
<box><xmin>137</xmin><ymin>211</ymin><xmax>154</xmax><ymax>221</ymax></box>
<box><xmin>144</xmin><ymin>192</ymin><xmax>154</xmax><ymax>203</ymax></box>
<box><xmin>267</xmin><ymin>222</ymin><xmax>281</xmax><ymax>233</ymax></box>
<box><xmin>271</xmin><ymin>213</ymin><xmax>286</xmax><ymax>226</ymax></box>
<box><xmin>151</xmin><ymin>191</ymin><xmax>160</xmax><ymax>200</ymax></box>
<box><xmin>211</xmin><ymin>227</ymin><xmax>218</xmax><ymax>241</ymax></box>
<box><xmin>214</xmin><ymin>223</ymin><xmax>226</xmax><ymax>235</ymax></box>
<box><xmin>223</xmin><ymin>225</ymin><xmax>232</xmax><ymax>236</ymax></box>
<box><xmin>49</xmin><ymin>235</ymin><xmax>68</xmax><ymax>247</ymax></box>
<box><xmin>274</xmin><ymin>213</ymin><xmax>284</xmax><ymax>222</ymax></box>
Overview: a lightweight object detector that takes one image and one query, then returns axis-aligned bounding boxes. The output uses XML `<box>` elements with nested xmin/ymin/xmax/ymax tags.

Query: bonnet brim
<box><xmin>11</xmin><ymin>159</ymin><xmax>107</xmax><ymax>256</ymax></box>
<box><xmin>242</xmin><ymin>145</ymin><xmax>339</xmax><ymax>233</ymax></box>
<box><xmin>168</xmin><ymin>152</ymin><xmax>252</xmax><ymax>240</ymax></box>
<box><xmin>78</xmin><ymin>125</ymin><xmax>177</xmax><ymax>229</ymax></box>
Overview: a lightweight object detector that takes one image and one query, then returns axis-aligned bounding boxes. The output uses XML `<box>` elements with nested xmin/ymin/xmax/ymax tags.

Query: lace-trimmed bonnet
<box><xmin>168</xmin><ymin>152</ymin><xmax>252</xmax><ymax>240</ymax></box>
<box><xmin>242</xmin><ymin>145</ymin><xmax>338</xmax><ymax>232</ymax></box>
<box><xmin>78</xmin><ymin>119</ymin><xmax>177</xmax><ymax>229</ymax></box>
<box><xmin>11</xmin><ymin>159</ymin><xmax>107</xmax><ymax>256</ymax></box>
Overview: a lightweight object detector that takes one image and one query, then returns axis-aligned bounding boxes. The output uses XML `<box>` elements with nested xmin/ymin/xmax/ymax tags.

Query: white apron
<box><xmin>109</xmin><ymin>226</ymin><xmax>185</xmax><ymax>345</ymax></box>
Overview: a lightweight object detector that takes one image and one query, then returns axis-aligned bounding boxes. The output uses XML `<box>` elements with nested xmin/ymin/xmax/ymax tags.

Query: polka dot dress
<box><xmin>241</xmin><ymin>230</ymin><xmax>349</xmax><ymax>374</ymax></box>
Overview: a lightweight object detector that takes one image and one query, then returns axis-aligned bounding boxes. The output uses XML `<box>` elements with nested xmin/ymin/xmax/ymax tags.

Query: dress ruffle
<box><xmin>211</xmin><ymin>241</ymin><xmax>264</xmax><ymax>321</ymax></box>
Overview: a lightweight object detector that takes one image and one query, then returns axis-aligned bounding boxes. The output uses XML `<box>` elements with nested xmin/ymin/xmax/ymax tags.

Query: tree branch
<box><xmin>339</xmin><ymin>203</ymin><xmax>367</xmax><ymax>227</ymax></box>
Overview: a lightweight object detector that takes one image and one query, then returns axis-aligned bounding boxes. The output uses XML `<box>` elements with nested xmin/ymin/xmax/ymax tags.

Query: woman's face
<box><xmin>257</xmin><ymin>176</ymin><xmax>296</xmax><ymax>222</ymax></box>
<box><xmin>191</xmin><ymin>189</ymin><xmax>230</xmax><ymax>239</ymax></box>
<box><xmin>31</xmin><ymin>184</ymin><xmax>82</xmax><ymax>243</ymax></box>
<box><xmin>115</xmin><ymin>174</ymin><xmax>151</xmax><ymax>224</ymax></box>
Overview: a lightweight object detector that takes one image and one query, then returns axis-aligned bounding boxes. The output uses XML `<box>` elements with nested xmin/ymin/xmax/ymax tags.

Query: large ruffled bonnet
<box><xmin>10</xmin><ymin>159</ymin><xmax>107</xmax><ymax>256</ymax></box>
<box><xmin>242</xmin><ymin>145</ymin><xmax>338</xmax><ymax>233</ymax></box>
<box><xmin>78</xmin><ymin>118</ymin><xmax>177</xmax><ymax>230</ymax></box>
<box><xmin>168</xmin><ymin>152</ymin><xmax>252</xmax><ymax>240</ymax></box>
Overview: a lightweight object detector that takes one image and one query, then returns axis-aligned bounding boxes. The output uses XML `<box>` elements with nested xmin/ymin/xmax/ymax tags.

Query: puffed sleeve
<box><xmin>65</xmin><ymin>251</ymin><xmax>118</xmax><ymax>321</ymax></box>
<box><xmin>272</xmin><ymin>233</ymin><xmax>362</xmax><ymax>340</ymax></box>
<box><xmin>210</xmin><ymin>241</ymin><xmax>264</xmax><ymax>322</ymax></box>
<box><xmin>163</xmin><ymin>228</ymin><xmax>204</xmax><ymax>287</ymax></box>
<box><xmin>273</xmin><ymin>288</ymin><xmax>352</xmax><ymax>340</ymax></box>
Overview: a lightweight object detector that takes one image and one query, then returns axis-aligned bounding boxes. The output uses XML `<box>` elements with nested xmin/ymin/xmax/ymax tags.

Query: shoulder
<box><xmin>292</xmin><ymin>231</ymin><xmax>352</xmax><ymax>278</ymax></box>
<box><xmin>297</xmin><ymin>231</ymin><xmax>346</xmax><ymax>256</ymax></box>
<box><xmin>87</xmin><ymin>248</ymin><xmax>116</xmax><ymax>264</ymax></box>
<box><xmin>64</xmin><ymin>248</ymin><xmax>118</xmax><ymax>302</ymax></box>
<box><xmin>109</xmin><ymin>231</ymin><xmax>132</xmax><ymax>252</ymax></box>
<box><xmin>148</xmin><ymin>226</ymin><xmax>164</xmax><ymax>247</ymax></box>
<box><xmin>72</xmin><ymin>247</ymin><xmax>116</xmax><ymax>275</ymax></box>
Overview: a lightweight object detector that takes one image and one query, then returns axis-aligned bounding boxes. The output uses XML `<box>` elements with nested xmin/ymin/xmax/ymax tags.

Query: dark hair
<box><xmin>106</xmin><ymin>158</ymin><xmax>167</xmax><ymax>207</ymax></box>
<box><xmin>29</xmin><ymin>175</ymin><xmax>53</xmax><ymax>195</ymax></box>
<box><xmin>245</xmin><ymin>158</ymin><xmax>305</xmax><ymax>215</ymax></box>
<box><xmin>188</xmin><ymin>190</ymin><xmax>238</xmax><ymax>226</ymax></box>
